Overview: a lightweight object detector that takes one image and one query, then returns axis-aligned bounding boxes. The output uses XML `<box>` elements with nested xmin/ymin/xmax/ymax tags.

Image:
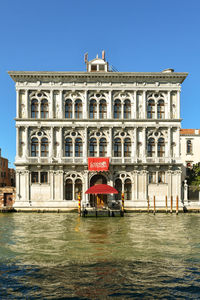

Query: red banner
<box><xmin>88</xmin><ymin>158</ymin><xmax>109</xmax><ymax>171</ymax></box>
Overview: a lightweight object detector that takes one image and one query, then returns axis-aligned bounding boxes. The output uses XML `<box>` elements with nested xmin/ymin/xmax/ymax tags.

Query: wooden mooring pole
<box><xmin>176</xmin><ymin>195</ymin><xmax>179</xmax><ymax>215</ymax></box>
<box><xmin>153</xmin><ymin>196</ymin><xmax>156</xmax><ymax>214</ymax></box>
<box><xmin>170</xmin><ymin>196</ymin><xmax>173</xmax><ymax>213</ymax></box>
<box><xmin>165</xmin><ymin>195</ymin><xmax>168</xmax><ymax>213</ymax></box>
<box><xmin>78</xmin><ymin>192</ymin><xmax>81</xmax><ymax>216</ymax></box>
<box><xmin>147</xmin><ymin>196</ymin><xmax>150</xmax><ymax>213</ymax></box>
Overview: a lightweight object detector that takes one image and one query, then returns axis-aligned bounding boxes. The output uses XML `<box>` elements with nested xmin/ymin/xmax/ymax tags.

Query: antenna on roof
<box><xmin>84</xmin><ymin>52</ymin><xmax>88</xmax><ymax>63</ymax></box>
<box><xmin>102</xmin><ymin>50</ymin><xmax>105</xmax><ymax>61</ymax></box>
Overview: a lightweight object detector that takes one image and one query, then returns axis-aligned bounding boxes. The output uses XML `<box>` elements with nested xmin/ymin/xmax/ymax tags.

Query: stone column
<box><xmin>50</xmin><ymin>90</ymin><xmax>54</xmax><ymax>118</ymax></box>
<box><xmin>167</xmin><ymin>91</ymin><xmax>171</xmax><ymax>119</ymax></box>
<box><xmin>83</xmin><ymin>127</ymin><xmax>88</xmax><ymax>163</ymax></box>
<box><xmin>84</xmin><ymin>170</ymin><xmax>89</xmax><ymax>206</ymax></box>
<box><xmin>142</xmin><ymin>127</ymin><xmax>146</xmax><ymax>161</ymax></box>
<box><xmin>26</xmin><ymin>170</ymin><xmax>30</xmax><ymax>203</ymax></box>
<box><xmin>168</xmin><ymin>127</ymin><xmax>171</xmax><ymax>159</ymax></box>
<box><xmin>16</xmin><ymin>126</ymin><xmax>20</xmax><ymax>158</ymax></box>
<box><xmin>60</xmin><ymin>170</ymin><xmax>64</xmax><ymax>201</ymax></box>
<box><xmin>59</xmin><ymin>127</ymin><xmax>63</xmax><ymax>159</ymax></box>
<box><xmin>59</xmin><ymin>90</ymin><xmax>63</xmax><ymax>119</ymax></box>
<box><xmin>108</xmin><ymin>90</ymin><xmax>112</xmax><ymax>119</ymax></box>
<box><xmin>177</xmin><ymin>90</ymin><xmax>180</xmax><ymax>119</ymax></box>
<box><xmin>167</xmin><ymin>170</ymin><xmax>172</xmax><ymax>199</ymax></box>
<box><xmin>50</xmin><ymin>170</ymin><xmax>54</xmax><ymax>201</ymax></box>
<box><xmin>25</xmin><ymin>89</ymin><xmax>29</xmax><ymax>118</ymax></box>
<box><xmin>25</xmin><ymin>126</ymin><xmax>29</xmax><ymax>159</ymax></box>
<box><xmin>50</xmin><ymin>127</ymin><xmax>54</xmax><ymax>158</ymax></box>
<box><xmin>184</xmin><ymin>180</ymin><xmax>188</xmax><ymax>205</ymax></box>
<box><xmin>108</xmin><ymin>127</ymin><xmax>112</xmax><ymax>159</ymax></box>
<box><xmin>16</xmin><ymin>89</ymin><xmax>20</xmax><ymax>118</ymax></box>
<box><xmin>135</xmin><ymin>171</ymin><xmax>138</xmax><ymax>200</ymax></box>
<box><xmin>143</xmin><ymin>90</ymin><xmax>146</xmax><ymax>119</ymax></box>
<box><xmin>84</xmin><ymin>90</ymin><xmax>88</xmax><ymax>119</ymax></box>
<box><xmin>135</xmin><ymin>127</ymin><xmax>138</xmax><ymax>160</ymax></box>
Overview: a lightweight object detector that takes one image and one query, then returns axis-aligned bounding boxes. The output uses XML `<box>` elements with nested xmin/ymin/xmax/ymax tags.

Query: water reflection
<box><xmin>0</xmin><ymin>213</ymin><xmax>200</xmax><ymax>298</ymax></box>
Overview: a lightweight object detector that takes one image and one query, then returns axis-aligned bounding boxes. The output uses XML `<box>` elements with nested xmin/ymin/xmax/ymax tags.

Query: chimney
<box><xmin>84</xmin><ymin>52</ymin><xmax>88</xmax><ymax>63</ymax></box>
<box><xmin>102</xmin><ymin>50</ymin><xmax>105</xmax><ymax>61</ymax></box>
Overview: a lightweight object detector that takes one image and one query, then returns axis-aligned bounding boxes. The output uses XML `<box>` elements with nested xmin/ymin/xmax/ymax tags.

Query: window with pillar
<box><xmin>41</xmin><ymin>100</ymin><xmax>49</xmax><ymax>119</ymax></box>
<box><xmin>89</xmin><ymin>100</ymin><xmax>97</xmax><ymax>119</ymax></box>
<box><xmin>31</xmin><ymin>138</ymin><xmax>39</xmax><ymax>157</ymax></box>
<box><xmin>114</xmin><ymin>138</ymin><xmax>122</xmax><ymax>157</ymax></box>
<box><xmin>31</xmin><ymin>100</ymin><xmax>39</xmax><ymax>119</ymax></box>
<box><xmin>147</xmin><ymin>100</ymin><xmax>155</xmax><ymax>119</ymax></box>
<box><xmin>99</xmin><ymin>138</ymin><xmax>107</xmax><ymax>157</ymax></box>
<box><xmin>115</xmin><ymin>178</ymin><xmax>122</xmax><ymax>200</ymax></box>
<box><xmin>65</xmin><ymin>138</ymin><xmax>73</xmax><ymax>157</ymax></box>
<box><xmin>41</xmin><ymin>138</ymin><xmax>49</xmax><ymax>157</ymax></box>
<box><xmin>124</xmin><ymin>138</ymin><xmax>131</xmax><ymax>157</ymax></box>
<box><xmin>158</xmin><ymin>138</ymin><xmax>165</xmax><ymax>157</ymax></box>
<box><xmin>75</xmin><ymin>138</ymin><xmax>83</xmax><ymax>157</ymax></box>
<box><xmin>75</xmin><ymin>99</ymin><xmax>82</xmax><ymax>119</ymax></box>
<box><xmin>65</xmin><ymin>99</ymin><xmax>72</xmax><ymax>118</ymax></box>
<box><xmin>124</xmin><ymin>100</ymin><xmax>131</xmax><ymax>119</ymax></box>
<box><xmin>65</xmin><ymin>179</ymin><xmax>73</xmax><ymax>200</ymax></box>
<box><xmin>99</xmin><ymin>100</ymin><xmax>107</xmax><ymax>119</ymax></box>
<box><xmin>89</xmin><ymin>138</ymin><xmax>97</xmax><ymax>157</ymax></box>
<box><xmin>187</xmin><ymin>140</ymin><xmax>192</xmax><ymax>154</ymax></box>
<box><xmin>147</xmin><ymin>138</ymin><xmax>155</xmax><ymax>157</ymax></box>
<box><xmin>157</xmin><ymin>100</ymin><xmax>164</xmax><ymax>119</ymax></box>
<box><xmin>114</xmin><ymin>100</ymin><xmax>121</xmax><ymax>119</ymax></box>
<box><xmin>124</xmin><ymin>179</ymin><xmax>131</xmax><ymax>200</ymax></box>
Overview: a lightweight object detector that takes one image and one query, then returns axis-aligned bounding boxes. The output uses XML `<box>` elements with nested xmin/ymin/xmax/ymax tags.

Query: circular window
<box><xmin>72</xmin><ymin>174</ymin><xmax>76</xmax><ymax>178</ymax></box>
<box><xmin>155</xmin><ymin>94</ymin><xmax>158</xmax><ymax>98</ymax></box>
<box><xmin>72</xmin><ymin>132</ymin><xmax>76</xmax><ymax>136</ymax></box>
<box><xmin>37</xmin><ymin>93</ymin><xmax>42</xmax><ymax>97</ymax></box>
<box><xmin>154</xmin><ymin>132</ymin><xmax>158</xmax><ymax>136</ymax></box>
<box><xmin>96</xmin><ymin>132</ymin><xmax>100</xmax><ymax>137</ymax></box>
<box><xmin>121</xmin><ymin>174</ymin><xmax>125</xmax><ymax>178</ymax></box>
<box><xmin>121</xmin><ymin>132</ymin><xmax>125</xmax><ymax>137</ymax></box>
<box><xmin>96</xmin><ymin>94</ymin><xmax>100</xmax><ymax>98</ymax></box>
<box><xmin>38</xmin><ymin>132</ymin><xmax>42</xmax><ymax>136</ymax></box>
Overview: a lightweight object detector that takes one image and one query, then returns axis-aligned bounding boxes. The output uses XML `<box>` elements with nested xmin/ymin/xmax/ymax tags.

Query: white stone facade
<box><xmin>8</xmin><ymin>54</ymin><xmax>188</xmax><ymax>208</ymax></box>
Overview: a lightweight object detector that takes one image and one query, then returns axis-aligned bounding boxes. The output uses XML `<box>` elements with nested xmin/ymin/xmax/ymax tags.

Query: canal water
<box><xmin>0</xmin><ymin>213</ymin><xmax>200</xmax><ymax>299</ymax></box>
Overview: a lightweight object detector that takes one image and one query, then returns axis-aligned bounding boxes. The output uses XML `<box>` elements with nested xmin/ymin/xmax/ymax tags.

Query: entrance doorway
<box><xmin>4</xmin><ymin>193</ymin><xmax>13</xmax><ymax>207</ymax></box>
<box><xmin>90</xmin><ymin>174</ymin><xmax>107</xmax><ymax>208</ymax></box>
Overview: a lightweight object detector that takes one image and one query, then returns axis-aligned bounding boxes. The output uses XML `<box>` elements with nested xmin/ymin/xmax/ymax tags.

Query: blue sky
<box><xmin>0</xmin><ymin>0</ymin><xmax>199</xmax><ymax>167</ymax></box>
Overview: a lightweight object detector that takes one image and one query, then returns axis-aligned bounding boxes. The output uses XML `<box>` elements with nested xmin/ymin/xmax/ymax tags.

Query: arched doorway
<box><xmin>90</xmin><ymin>174</ymin><xmax>107</xmax><ymax>208</ymax></box>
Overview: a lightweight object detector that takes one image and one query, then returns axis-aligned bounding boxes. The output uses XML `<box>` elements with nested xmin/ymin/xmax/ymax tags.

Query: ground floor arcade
<box><xmin>14</xmin><ymin>164</ymin><xmax>182</xmax><ymax>209</ymax></box>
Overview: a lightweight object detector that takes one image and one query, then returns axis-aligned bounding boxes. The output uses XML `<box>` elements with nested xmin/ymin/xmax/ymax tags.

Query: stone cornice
<box><xmin>8</xmin><ymin>71</ymin><xmax>188</xmax><ymax>84</ymax></box>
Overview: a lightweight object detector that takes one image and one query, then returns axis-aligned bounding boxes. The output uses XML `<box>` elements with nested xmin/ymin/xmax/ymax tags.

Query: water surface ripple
<box><xmin>0</xmin><ymin>213</ymin><xmax>200</xmax><ymax>299</ymax></box>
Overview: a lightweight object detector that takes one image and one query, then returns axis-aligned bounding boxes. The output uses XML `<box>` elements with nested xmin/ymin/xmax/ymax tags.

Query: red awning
<box><xmin>85</xmin><ymin>184</ymin><xmax>118</xmax><ymax>194</ymax></box>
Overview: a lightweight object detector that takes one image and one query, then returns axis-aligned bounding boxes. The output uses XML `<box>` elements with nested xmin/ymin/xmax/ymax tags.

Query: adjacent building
<box><xmin>8</xmin><ymin>52</ymin><xmax>188</xmax><ymax>209</ymax></box>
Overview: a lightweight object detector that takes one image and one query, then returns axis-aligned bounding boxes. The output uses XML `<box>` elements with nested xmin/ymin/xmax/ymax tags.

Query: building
<box><xmin>8</xmin><ymin>52</ymin><xmax>188</xmax><ymax>209</ymax></box>
<box><xmin>180</xmin><ymin>129</ymin><xmax>200</xmax><ymax>179</ymax></box>
<box><xmin>0</xmin><ymin>148</ymin><xmax>11</xmax><ymax>187</ymax></box>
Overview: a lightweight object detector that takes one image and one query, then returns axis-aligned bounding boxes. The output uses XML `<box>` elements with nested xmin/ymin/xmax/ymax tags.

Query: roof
<box><xmin>180</xmin><ymin>129</ymin><xmax>200</xmax><ymax>136</ymax></box>
<box><xmin>8</xmin><ymin>71</ymin><xmax>188</xmax><ymax>84</ymax></box>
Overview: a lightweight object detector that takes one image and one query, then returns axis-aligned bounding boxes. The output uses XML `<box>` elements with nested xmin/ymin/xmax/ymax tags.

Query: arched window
<box><xmin>158</xmin><ymin>138</ymin><xmax>165</xmax><ymax>157</ymax></box>
<box><xmin>89</xmin><ymin>138</ymin><xmax>97</xmax><ymax>157</ymax></box>
<box><xmin>187</xmin><ymin>140</ymin><xmax>192</xmax><ymax>154</ymax></box>
<box><xmin>65</xmin><ymin>179</ymin><xmax>73</xmax><ymax>200</ymax></box>
<box><xmin>147</xmin><ymin>138</ymin><xmax>155</xmax><ymax>157</ymax></box>
<box><xmin>75</xmin><ymin>138</ymin><xmax>83</xmax><ymax>157</ymax></box>
<box><xmin>99</xmin><ymin>138</ymin><xmax>107</xmax><ymax>157</ymax></box>
<box><xmin>114</xmin><ymin>138</ymin><xmax>121</xmax><ymax>157</ymax></box>
<box><xmin>41</xmin><ymin>138</ymin><xmax>49</xmax><ymax>157</ymax></box>
<box><xmin>147</xmin><ymin>100</ymin><xmax>155</xmax><ymax>119</ymax></box>
<box><xmin>75</xmin><ymin>179</ymin><xmax>82</xmax><ymax>200</ymax></box>
<box><xmin>124</xmin><ymin>179</ymin><xmax>131</xmax><ymax>200</ymax></box>
<box><xmin>124</xmin><ymin>138</ymin><xmax>131</xmax><ymax>157</ymax></box>
<box><xmin>115</xmin><ymin>178</ymin><xmax>122</xmax><ymax>201</ymax></box>
<box><xmin>65</xmin><ymin>99</ymin><xmax>72</xmax><ymax>118</ymax></box>
<box><xmin>157</xmin><ymin>100</ymin><xmax>164</xmax><ymax>119</ymax></box>
<box><xmin>75</xmin><ymin>99</ymin><xmax>82</xmax><ymax>119</ymax></box>
<box><xmin>41</xmin><ymin>100</ymin><xmax>48</xmax><ymax>119</ymax></box>
<box><xmin>65</xmin><ymin>138</ymin><xmax>73</xmax><ymax>157</ymax></box>
<box><xmin>99</xmin><ymin>100</ymin><xmax>107</xmax><ymax>119</ymax></box>
<box><xmin>89</xmin><ymin>100</ymin><xmax>97</xmax><ymax>119</ymax></box>
<box><xmin>31</xmin><ymin>100</ymin><xmax>38</xmax><ymax>119</ymax></box>
<box><xmin>124</xmin><ymin>100</ymin><xmax>131</xmax><ymax>119</ymax></box>
<box><xmin>114</xmin><ymin>100</ymin><xmax>121</xmax><ymax>119</ymax></box>
<box><xmin>31</xmin><ymin>138</ymin><xmax>39</xmax><ymax>157</ymax></box>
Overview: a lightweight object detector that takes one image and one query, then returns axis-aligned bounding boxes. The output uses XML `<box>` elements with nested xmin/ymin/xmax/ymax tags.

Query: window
<box><xmin>124</xmin><ymin>179</ymin><xmax>131</xmax><ymax>200</ymax></box>
<box><xmin>65</xmin><ymin>99</ymin><xmax>72</xmax><ymax>118</ymax></box>
<box><xmin>41</xmin><ymin>100</ymin><xmax>48</xmax><ymax>119</ymax></box>
<box><xmin>157</xmin><ymin>100</ymin><xmax>164</xmax><ymax>119</ymax></box>
<box><xmin>31</xmin><ymin>100</ymin><xmax>38</xmax><ymax>118</ymax></box>
<box><xmin>65</xmin><ymin>179</ymin><xmax>73</xmax><ymax>200</ymax></box>
<box><xmin>75</xmin><ymin>138</ymin><xmax>83</xmax><ymax>157</ymax></box>
<box><xmin>147</xmin><ymin>100</ymin><xmax>155</xmax><ymax>119</ymax></box>
<box><xmin>158</xmin><ymin>171</ymin><xmax>165</xmax><ymax>183</ymax></box>
<box><xmin>99</xmin><ymin>65</ymin><xmax>105</xmax><ymax>71</ymax></box>
<box><xmin>89</xmin><ymin>100</ymin><xmax>97</xmax><ymax>119</ymax></box>
<box><xmin>124</xmin><ymin>138</ymin><xmax>131</xmax><ymax>157</ymax></box>
<box><xmin>158</xmin><ymin>138</ymin><xmax>165</xmax><ymax>157</ymax></box>
<box><xmin>147</xmin><ymin>138</ymin><xmax>155</xmax><ymax>157</ymax></box>
<box><xmin>114</xmin><ymin>138</ymin><xmax>121</xmax><ymax>157</ymax></box>
<box><xmin>114</xmin><ymin>100</ymin><xmax>121</xmax><ymax>119</ymax></box>
<box><xmin>99</xmin><ymin>138</ymin><xmax>107</xmax><ymax>157</ymax></box>
<box><xmin>41</xmin><ymin>172</ymin><xmax>48</xmax><ymax>183</ymax></box>
<box><xmin>115</xmin><ymin>178</ymin><xmax>122</xmax><ymax>201</ymax></box>
<box><xmin>31</xmin><ymin>138</ymin><xmax>39</xmax><ymax>157</ymax></box>
<box><xmin>65</xmin><ymin>138</ymin><xmax>73</xmax><ymax>157</ymax></box>
<box><xmin>41</xmin><ymin>138</ymin><xmax>49</xmax><ymax>157</ymax></box>
<box><xmin>89</xmin><ymin>138</ymin><xmax>97</xmax><ymax>157</ymax></box>
<box><xmin>149</xmin><ymin>172</ymin><xmax>156</xmax><ymax>184</ymax></box>
<box><xmin>91</xmin><ymin>65</ymin><xmax>97</xmax><ymax>71</ymax></box>
<box><xmin>187</xmin><ymin>140</ymin><xmax>192</xmax><ymax>154</ymax></box>
<box><xmin>75</xmin><ymin>179</ymin><xmax>82</xmax><ymax>200</ymax></box>
<box><xmin>75</xmin><ymin>99</ymin><xmax>82</xmax><ymax>119</ymax></box>
<box><xmin>124</xmin><ymin>100</ymin><xmax>131</xmax><ymax>119</ymax></box>
<box><xmin>31</xmin><ymin>172</ymin><xmax>39</xmax><ymax>183</ymax></box>
<box><xmin>99</xmin><ymin>100</ymin><xmax>107</xmax><ymax>119</ymax></box>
